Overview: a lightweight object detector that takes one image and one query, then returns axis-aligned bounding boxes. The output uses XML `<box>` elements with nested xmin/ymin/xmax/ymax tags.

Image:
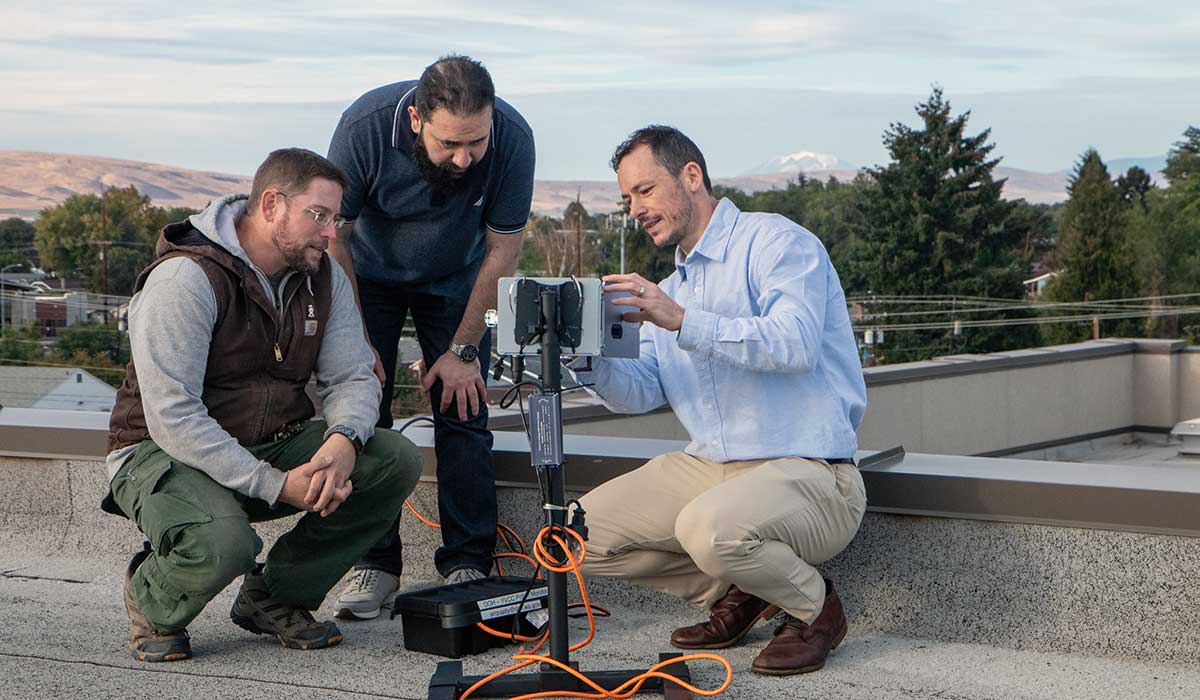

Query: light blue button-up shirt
<box><xmin>572</xmin><ymin>198</ymin><xmax>866</xmax><ymax>462</ymax></box>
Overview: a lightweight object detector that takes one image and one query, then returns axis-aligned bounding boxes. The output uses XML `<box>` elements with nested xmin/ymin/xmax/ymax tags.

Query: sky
<box><xmin>1</xmin><ymin>0</ymin><xmax>1197</xmax><ymax>180</ymax></box>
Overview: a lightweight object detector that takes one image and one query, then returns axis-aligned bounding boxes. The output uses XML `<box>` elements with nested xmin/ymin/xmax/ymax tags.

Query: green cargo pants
<box><xmin>109</xmin><ymin>420</ymin><xmax>421</xmax><ymax>633</ymax></box>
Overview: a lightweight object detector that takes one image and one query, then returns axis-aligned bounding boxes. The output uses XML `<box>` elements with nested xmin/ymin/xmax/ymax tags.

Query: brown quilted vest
<box><xmin>107</xmin><ymin>220</ymin><xmax>332</xmax><ymax>453</ymax></box>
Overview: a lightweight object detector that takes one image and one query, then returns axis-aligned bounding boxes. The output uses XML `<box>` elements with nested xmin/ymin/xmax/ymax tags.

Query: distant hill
<box><xmin>0</xmin><ymin>151</ymin><xmax>251</xmax><ymax>219</ymax></box>
<box><xmin>1067</xmin><ymin>154</ymin><xmax>1168</xmax><ymax>176</ymax></box>
<box><xmin>2</xmin><ymin>150</ymin><xmax>1162</xmax><ymax>221</ymax></box>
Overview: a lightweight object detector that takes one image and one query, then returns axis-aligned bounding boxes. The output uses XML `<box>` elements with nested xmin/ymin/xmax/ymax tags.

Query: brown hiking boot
<box><xmin>124</xmin><ymin>546</ymin><xmax>192</xmax><ymax>662</ymax></box>
<box><xmin>230</xmin><ymin>564</ymin><xmax>343</xmax><ymax>650</ymax></box>
<box><xmin>751</xmin><ymin>578</ymin><xmax>847</xmax><ymax>676</ymax></box>
<box><xmin>670</xmin><ymin>585</ymin><xmax>780</xmax><ymax>650</ymax></box>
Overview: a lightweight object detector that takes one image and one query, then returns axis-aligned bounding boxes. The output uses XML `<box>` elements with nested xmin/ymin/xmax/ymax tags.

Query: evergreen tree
<box><xmin>1042</xmin><ymin>150</ymin><xmax>1140</xmax><ymax>342</ymax></box>
<box><xmin>1129</xmin><ymin>135</ymin><xmax>1200</xmax><ymax>338</ymax></box>
<box><xmin>1163</xmin><ymin>126</ymin><xmax>1200</xmax><ymax>186</ymax></box>
<box><xmin>1116</xmin><ymin>166</ymin><xmax>1154</xmax><ymax>209</ymax></box>
<box><xmin>846</xmin><ymin>87</ymin><xmax>1034</xmax><ymax>362</ymax></box>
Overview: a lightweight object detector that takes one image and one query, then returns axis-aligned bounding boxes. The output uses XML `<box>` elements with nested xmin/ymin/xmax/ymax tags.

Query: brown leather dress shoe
<box><xmin>670</xmin><ymin>585</ymin><xmax>780</xmax><ymax>650</ymax></box>
<box><xmin>751</xmin><ymin>578</ymin><xmax>847</xmax><ymax>676</ymax></box>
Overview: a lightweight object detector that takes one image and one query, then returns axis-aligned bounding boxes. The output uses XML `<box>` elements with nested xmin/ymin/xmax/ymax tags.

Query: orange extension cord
<box><xmin>404</xmin><ymin>499</ymin><xmax>734</xmax><ymax>699</ymax></box>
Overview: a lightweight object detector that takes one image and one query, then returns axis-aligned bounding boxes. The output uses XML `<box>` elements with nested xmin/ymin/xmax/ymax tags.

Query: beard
<box><xmin>272</xmin><ymin>210</ymin><xmax>323</xmax><ymax>275</ymax></box>
<box><xmin>654</xmin><ymin>180</ymin><xmax>696</xmax><ymax>248</ymax></box>
<box><xmin>413</xmin><ymin>130</ymin><xmax>473</xmax><ymax>195</ymax></box>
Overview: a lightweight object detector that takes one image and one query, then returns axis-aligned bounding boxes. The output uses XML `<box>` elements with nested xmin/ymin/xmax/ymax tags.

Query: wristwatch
<box><xmin>328</xmin><ymin>425</ymin><xmax>364</xmax><ymax>453</ymax></box>
<box><xmin>449</xmin><ymin>341</ymin><xmax>479</xmax><ymax>363</ymax></box>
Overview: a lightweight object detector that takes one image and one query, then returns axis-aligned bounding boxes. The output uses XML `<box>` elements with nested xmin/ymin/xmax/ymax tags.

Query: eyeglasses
<box><xmin>275</xmin><ymin>191</ymin><xmax>347</xmax><ymax>228</ymax></box>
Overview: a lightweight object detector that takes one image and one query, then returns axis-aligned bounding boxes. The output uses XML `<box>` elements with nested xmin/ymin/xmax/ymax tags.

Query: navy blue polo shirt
<box><xmin>327</xmin><ymin>80</ymin><xmax>535</xmax><ymax>299</ymax></box>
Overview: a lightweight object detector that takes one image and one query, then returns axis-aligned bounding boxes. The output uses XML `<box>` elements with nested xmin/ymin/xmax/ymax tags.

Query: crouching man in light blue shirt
<box><xmin>572</xmin><ymin>126</ymin><xmax>867</xmax><ymax>676</ymax></box>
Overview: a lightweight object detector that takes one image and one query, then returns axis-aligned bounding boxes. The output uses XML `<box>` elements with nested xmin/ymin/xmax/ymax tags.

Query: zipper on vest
<box><xmin>273</xmin><ymin>271</ymin><xmax>304</xmax><ymax>363</ymax></box>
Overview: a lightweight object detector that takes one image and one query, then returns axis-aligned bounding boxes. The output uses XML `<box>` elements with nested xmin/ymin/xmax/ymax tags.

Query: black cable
<box><xmin>394</xmin><ymin>414</ymin><xmax>436</xmax><ymax>434</ymax></box>
<box><xmin>509</xmin><ymin>561</ymin><xmax>544</xmax><ymax>643</ymax></box>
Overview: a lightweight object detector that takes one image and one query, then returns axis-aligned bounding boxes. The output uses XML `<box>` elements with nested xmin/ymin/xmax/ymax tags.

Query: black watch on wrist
<box><xmin>328</xmin><ymin>425</ymin><xmax>364</xmax><ymax>453</ymax></box>
<box><xmin>449</xmin><ymin>342</ymin><xmax>479</xmax><ymax>363</ymax></box>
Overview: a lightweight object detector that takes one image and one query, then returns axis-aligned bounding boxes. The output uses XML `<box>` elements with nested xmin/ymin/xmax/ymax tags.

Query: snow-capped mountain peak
<box><xmin>742</xmin><ymin>150</ymin><xmax>853</xmax><ymax>175</ymax></box>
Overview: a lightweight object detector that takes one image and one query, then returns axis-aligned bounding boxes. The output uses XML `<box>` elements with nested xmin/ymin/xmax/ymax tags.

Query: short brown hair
<box><xmin>247</xmin><ymin>148</ymin><xmax>348</xmax><ymax>209</ymax></box>
<box><xmin>610</xmin><ymin>125</ymin><xmax>712</xmax><ymax>194</ymax></box>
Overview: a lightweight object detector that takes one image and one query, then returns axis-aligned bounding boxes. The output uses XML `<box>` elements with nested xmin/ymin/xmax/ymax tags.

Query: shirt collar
<box><xmin>676</xmin><ymin>197</ymin><xmax>740</xmax><ymax>274</ymax></box>
<box><xmin>390</xmin><ymin>86</ymin><xmax>419</xmax><ymax>153</ymax></box>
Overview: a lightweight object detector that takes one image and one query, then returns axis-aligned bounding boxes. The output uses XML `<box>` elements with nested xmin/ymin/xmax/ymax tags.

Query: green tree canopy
<box><xmin>1163</xmin><ymin>126</ymin><xmax>1200</xmax><ymax>186</ymax></box>
<box><xmin>845</xmin><ymin>87</ymin><xmax>1035</xmax><ymax>361</ymax></box>
<box><xmin>1042</xmin><ymin>149</ymin><xmax>1140</xmax><ymax>342</ymax></box>
<box><xmin>1116</xmin><ymin>166</ymin><xmax>1155</xmax><ymax>209</ymax></box>
<box><xmin>0</xmin><ymin>218</ymin><xmax>37</xmax><ymax>270</ymax></box>
<box><xmin>34</xmin><ymin>187</ymin><xmax>164</xmax><ymax>296</ymax></box>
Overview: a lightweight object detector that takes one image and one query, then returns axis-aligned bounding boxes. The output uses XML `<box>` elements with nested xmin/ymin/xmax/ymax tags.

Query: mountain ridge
<box><xmin>0</xmin><ymin>150</ymin><xmax>1150</xmax><ymax>221</ymax></box>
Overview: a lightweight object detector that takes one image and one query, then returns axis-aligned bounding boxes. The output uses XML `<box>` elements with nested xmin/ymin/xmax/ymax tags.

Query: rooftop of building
<box><xmin>4</xmin><ymin>337</ymin><xmax>1200</xmax><ymax>699</ymax></box>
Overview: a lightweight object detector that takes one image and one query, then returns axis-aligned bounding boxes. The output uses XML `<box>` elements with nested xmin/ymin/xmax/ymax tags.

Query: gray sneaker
<box><xmin>230</xmin><ymin>565</ymin><xmax>342</xmax><ymax>650</ymax></box>
<box><xmin>333</xmin><ymin>568</ymin><xmax>399</xmax><ymax>620</ymax></box>
<box><xmin>444</xmin><ymin>567</ymin><xmax>488</xmax><ymax>585</ymax></box>
<box><xmin>124</xmin><ymin>546</ymin><xmax>191</xmax><ymax>662</ymax></box>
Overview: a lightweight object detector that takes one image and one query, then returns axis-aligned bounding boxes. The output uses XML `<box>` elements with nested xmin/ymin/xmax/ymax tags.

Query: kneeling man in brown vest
<box><xmin>102</xmin><ymin>148</ymin><xmax>421</xmax><ymax>662</ymax></box>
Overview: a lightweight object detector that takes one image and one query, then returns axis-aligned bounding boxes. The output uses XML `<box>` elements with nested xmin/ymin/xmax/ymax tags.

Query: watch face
<box><xmin>459</xmin><ymin>344</ymin><xmax>479</xmax><ymax>362</ymax></box>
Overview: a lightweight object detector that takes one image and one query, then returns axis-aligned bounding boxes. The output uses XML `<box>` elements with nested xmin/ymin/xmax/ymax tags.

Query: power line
<box><xmin>854</xmin><ymin>306</ymin><xmax>1200</xmax><ymax>333</ymax></box>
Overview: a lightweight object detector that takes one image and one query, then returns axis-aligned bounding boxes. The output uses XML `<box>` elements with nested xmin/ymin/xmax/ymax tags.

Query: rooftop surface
<box><xmin>4</xmin><ymin>549</ymin><xmax>1199</xmax><ymax>700</ymax></box>
<box><xmin>1014</xmin><ymin>431</ymin><xmax>1200</xmax><ymax>470</ymax></box>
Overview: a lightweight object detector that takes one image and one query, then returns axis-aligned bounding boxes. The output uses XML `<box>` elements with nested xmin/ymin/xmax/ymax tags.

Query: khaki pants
<box><xmin>579</xmin><ymin>452</ymin><xmax>866</xmax><ymax>623</ymax></box>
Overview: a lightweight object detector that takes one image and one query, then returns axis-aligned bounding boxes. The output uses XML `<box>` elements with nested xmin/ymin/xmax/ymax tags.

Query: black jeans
<box><xmin>355</xmin><ymin>277</ymin><xmax>497</xmax><ymax>577</ymax></box>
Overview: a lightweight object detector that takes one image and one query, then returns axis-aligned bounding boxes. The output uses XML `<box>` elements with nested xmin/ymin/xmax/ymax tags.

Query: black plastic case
<box><xmin>392</xmin><ymin>576</ymin><xmax>549</xmax><ymax>658</ymax></box>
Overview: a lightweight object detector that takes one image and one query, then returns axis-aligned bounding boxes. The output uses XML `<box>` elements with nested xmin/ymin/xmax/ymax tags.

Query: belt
<box><xmin>271</xmin><ymin>421</ymin><xmax>308</xmax><ymax>443</ymax></box>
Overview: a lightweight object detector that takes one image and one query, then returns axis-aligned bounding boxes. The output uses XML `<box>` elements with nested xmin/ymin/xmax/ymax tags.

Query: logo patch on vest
<box><xmin>307</xmin><ymin>304</ymin><xmax>316</xmax><ymax>318</ymax></box>
<box><xmin>304</xmin><ymin>320</ymin><xmax>318</xmax><ymax>336</ymax></box>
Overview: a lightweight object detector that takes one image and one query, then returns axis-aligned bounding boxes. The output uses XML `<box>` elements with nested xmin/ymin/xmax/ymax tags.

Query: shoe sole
<box><xmin>750</xmin><ymin>619</ymin><xmax>848</xmax><ymax>676</ymax></box>
<box><xmin>230</xmin><ymin>613</ymin><xmax>343</xmax><ymax>650</ymax></box>
<box><xmin>130</xmin><ymin>648</ymin><xmax>192</xmax><ymax>663</ymax></box>
<box><xmin>670</xmin><ymin>605</ymin><xmax>781</xmax><ymax>650</ymax></box>
<box><xmin>334</xmin><ymin>592</ymin><xmax>398</xmax><ymax>621</ymax></box>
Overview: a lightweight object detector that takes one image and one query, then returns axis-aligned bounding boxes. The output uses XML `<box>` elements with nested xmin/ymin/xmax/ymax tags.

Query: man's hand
<box><xmin>301</xmin><ymin>433</ymin><xmax>358</xmax><ymax>517</ymax></box>
<box><xmin>410</xmin><ymin>358</ymin><xmax>427</xmax><ymax>395</ymax></box>
<box><xmin>603</xmin><ymin>273</ymin><xmax>685</xmax><ymax>332</ymax></box>
<box><xmin>422</xmin><ymin>351</ymin><xmax>487</xmax><ymax>421</ymax></box>
<box><xmin>370</xmin><ymin>346</ymin><xmax>387</xmax><ymax>384</ymax></box>
<box><xmin>278</xmin><ymin>455</ymin><xmax>334</xmax><ymax>511</ymax></box>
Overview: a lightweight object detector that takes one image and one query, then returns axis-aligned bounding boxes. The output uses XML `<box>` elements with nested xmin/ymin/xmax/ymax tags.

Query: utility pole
<box><xmin>574</xmin><ymin>189</ymin><xmax>583</xmax><ymax>276</ymax></box>
<box><xmin>99</xmin><ymin>188</ymin><xmax>111</xmax><ymax>324</ymax></box>
<box><xmin>96</xmin><ymin>241</ymin><xmax>111</xmax><ymax>325</ymax></box>
<box><xmin>620</xmin><ymin>212</ymin><xmax>627</xmax><ymax>274</ymax></box>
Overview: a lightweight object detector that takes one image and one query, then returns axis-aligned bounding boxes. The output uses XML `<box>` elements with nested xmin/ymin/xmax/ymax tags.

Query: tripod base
<box><xmin>428</xmin><ymin>652</ymin><xmax>696</xmax><ymax>699</ymax></box>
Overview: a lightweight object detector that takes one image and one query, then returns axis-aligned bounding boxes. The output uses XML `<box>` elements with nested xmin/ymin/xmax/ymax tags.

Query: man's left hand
<box><xmin>304</xmin><ymin>433</ymin><xmax>358</xmax><ymax>516</ymax></box>
<box><xmin>422</xmin><ymin>352</ymin><xmax>487</xmax><ymax>421</ymax></box>
<box><xmin>603</xmin><ymin>273</ymin><xmax>685</xmax><ymax>332</ymax></box>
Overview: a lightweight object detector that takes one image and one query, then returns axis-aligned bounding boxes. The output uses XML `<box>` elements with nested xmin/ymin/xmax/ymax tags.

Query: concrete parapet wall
<box><xmin>825</xmin><ymin>513</ymin><xmax>1200</xmax><ymax>664</ymax></box>
<box><xmin>7</xmin><ymin>454</ymin><xmax>1197</xmax><ymax>664</ymax></box>
<box><xmin>541</xmin><ymin>339</ymin><xmax>1200</xmax><ymax>456</ymax></box>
